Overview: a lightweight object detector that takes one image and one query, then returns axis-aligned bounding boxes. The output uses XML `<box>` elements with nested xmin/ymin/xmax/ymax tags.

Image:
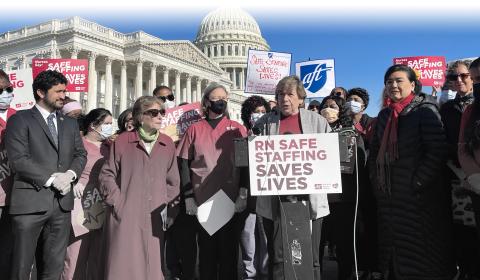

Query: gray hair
<box><xmin>201</xmin><ymin>82</ymin><xmax>229</xmax><ymax>116</ymax></box>
<box><xmin>132</xmin><ymin>96</ymin><xmax>164</xmax><ymax>129</ymax></box>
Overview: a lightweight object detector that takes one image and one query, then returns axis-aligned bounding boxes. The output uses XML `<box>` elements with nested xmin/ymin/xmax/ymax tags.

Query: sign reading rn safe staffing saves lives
<box><xmin>393</xmin><ymin>56</ymin><xmax>446</xmax><ymax>87</ymax></box>
<box><xmin>248</xmin><ymin>133</ymin><xmax>342</xmax><ymax>196</ymax></box>
<box><xmin>32</xmin><ymin>59</ymin><xmax>89</xmax><ymax>92</ymax></box>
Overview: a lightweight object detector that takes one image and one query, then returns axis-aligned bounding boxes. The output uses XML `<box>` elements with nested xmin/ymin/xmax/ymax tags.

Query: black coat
<box><xmin>368</xmin><ymin>94</ymin><xmax>455</xmax><ymax>279</ymax></box>
<box><xmin>439</xmin><ymin>95</ymin><xmax>474</xmax><ymax>164</ymax></box>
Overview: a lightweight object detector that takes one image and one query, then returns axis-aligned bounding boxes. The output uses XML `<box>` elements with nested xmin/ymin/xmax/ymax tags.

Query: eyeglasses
<box><xmin>0</xmin><ymin>86</ymin><xmax>13</xmax><ymax>95</ymax></box>
<box><xmin>157</xmin><ymin>94</ymin><xmax>175</xmax><ymax>102</ymax></box>
<box><xmin>143</xmin><ymin>109</ymin><xmax>166</xmax><ymax>118</ymax></box>
<box><xmin>333</xmin><ymin>92</ymin><xmax>343</xmax><ymax>97</ymax></box>
<box><xmin>447</xmin><ymin>73</ymin><xmax>471</xmax><ymax>81</ymax></box>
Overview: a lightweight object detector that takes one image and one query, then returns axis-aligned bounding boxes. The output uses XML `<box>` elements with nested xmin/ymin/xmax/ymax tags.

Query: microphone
<box><xmin>252</xmin><ymin>126</ymin><xmax>263</xmax><ymax>136</ymax></box>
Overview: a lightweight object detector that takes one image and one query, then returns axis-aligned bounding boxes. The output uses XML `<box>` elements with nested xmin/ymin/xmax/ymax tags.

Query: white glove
<box><xmin>185</xmin><ymin>197</ymin><xmax>198</xmax><ymax>216</ymax></box>
<box><xmin>51</xmin><ymin>172</ymin><xmax>75</xmax><ymax>195</ymax></box>
<box><xmin>234</xmin><ymin>188</ymin><xmax>248</xmax><ymax>213</ymax></box>
<box><xmin>161</xmin><ymin>206</ymin><xmax>173</xmax><ymax>231</ymax></box>
<box><xmin>467</xmin><ymin>173</ymin><xmax>480</xmax><ymax>195</ymax></box>
<box><xmin>73</xmin><ymin>182</ymin><xmax>85</xmax><ymax>199</ymax></box>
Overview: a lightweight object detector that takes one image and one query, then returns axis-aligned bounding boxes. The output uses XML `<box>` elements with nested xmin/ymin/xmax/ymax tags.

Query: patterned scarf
<box><xmin>376</xmin><ymin>93</ymin><xmax>415</xmax><ymax>193</ymax></box>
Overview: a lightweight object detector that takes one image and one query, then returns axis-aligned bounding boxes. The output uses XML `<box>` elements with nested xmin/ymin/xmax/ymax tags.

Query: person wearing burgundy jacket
<box><xmin>0</xmin><ymin>69</ymin><xmax>16</xmax><ymax>279</ymax></box>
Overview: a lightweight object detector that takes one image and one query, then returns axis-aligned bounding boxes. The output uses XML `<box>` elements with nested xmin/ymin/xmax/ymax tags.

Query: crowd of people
<box><xmin>0</xmin><ymin>57</ymin><xmax>479</xmax><ymax>280</ymax></box>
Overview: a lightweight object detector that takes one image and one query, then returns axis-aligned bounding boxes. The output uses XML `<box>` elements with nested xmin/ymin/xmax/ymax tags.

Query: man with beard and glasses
<box><xmin>5</xmin><ymin>70</ymin><xmax>87</xmax><ymax>280</ymax></box>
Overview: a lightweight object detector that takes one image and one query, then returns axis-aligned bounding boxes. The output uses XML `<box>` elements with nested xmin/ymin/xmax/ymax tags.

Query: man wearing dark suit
<box><xmin>5</xmin><ymin>70</ymin><xmax>87</xmax><ymax>280</ymax></box>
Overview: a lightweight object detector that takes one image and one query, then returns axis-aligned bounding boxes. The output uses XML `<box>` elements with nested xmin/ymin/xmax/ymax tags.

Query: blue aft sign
<box><xmin>296</xmin><ymin>59</ymin><xmax>336</xmax><ymax>98</ymax></box>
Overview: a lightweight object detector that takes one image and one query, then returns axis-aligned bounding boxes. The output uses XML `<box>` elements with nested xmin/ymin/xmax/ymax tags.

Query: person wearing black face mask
<box><xmin>458</xmin><ymin>57</ymin><xmax>480</xmax><ymax>276</ymax></box>
<box><xmin>176</xmin><ymin>82</ymin><xmax>247</xmax><ymax>280</ymax></box>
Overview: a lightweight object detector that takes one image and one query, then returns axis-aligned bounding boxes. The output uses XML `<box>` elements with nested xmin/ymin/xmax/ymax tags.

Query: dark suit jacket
<box><xmin>5</xmin><ymin>106</ymin><xmax>87</xmax><ymax>214</ymax></box>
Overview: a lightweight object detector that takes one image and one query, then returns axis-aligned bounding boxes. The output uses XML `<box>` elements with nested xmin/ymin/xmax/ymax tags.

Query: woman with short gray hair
<box><xmin>177</xmin><ymin>82</ymin><xmax>247</xmax><ymax>279</ymax></box>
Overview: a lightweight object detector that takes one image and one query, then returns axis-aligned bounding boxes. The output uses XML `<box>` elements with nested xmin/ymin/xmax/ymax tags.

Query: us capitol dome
<box><xmin>194</xmin><ymin>7</ymin><xmax>270</xmax><ymax>96</ymax></box>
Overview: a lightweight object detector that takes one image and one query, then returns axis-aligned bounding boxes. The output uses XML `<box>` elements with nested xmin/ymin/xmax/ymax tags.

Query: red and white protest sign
<box><xmin>248</xmin><ymin>133</ymin><xmax>342</xmax><ymax>196</ymax></box>
<box><xmin>6</xmin><ymin>69</ymin><xmax>35</xmax><ymax>110</ymax></box>
<box><xmin>393</xmin><ymin>56</ymin><xmax>446</xmax><ymax>86</ymax></box>
<box><xmin>245</xmin><ymin>50</ymin><xmax>292</xmax><ymax>95</ymax></box>
<box><xmin>160</xmin><ymin>102</ymin><xmax>203</xmax><ymax>142</ymax></box>
<box><xmin>32</xmin><ymin>59</ymin><xmax>89</xmax><ymax>92</ymax></box>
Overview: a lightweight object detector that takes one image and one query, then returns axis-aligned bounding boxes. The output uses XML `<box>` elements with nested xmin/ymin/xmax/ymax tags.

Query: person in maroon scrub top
<box><xmin>176</xmin><ymin>82</ymin><xmax>247</xmax><ymax>280</ymax></box>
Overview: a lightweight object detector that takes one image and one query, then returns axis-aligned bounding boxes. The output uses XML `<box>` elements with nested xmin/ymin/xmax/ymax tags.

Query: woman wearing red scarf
<box><xmin>368</xmin><ymin>65</ymin><xmax>455</xmax><ymax>279</ymax></box>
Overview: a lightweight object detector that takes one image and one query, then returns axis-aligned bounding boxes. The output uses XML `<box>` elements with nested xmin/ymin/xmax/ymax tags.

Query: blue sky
<box><xmin>1</xmin><ymin>2</ymin><xmax>479</xmax><ymax>116</ymax></box>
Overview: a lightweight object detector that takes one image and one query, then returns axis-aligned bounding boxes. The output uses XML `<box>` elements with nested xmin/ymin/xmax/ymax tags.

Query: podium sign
<box><xmin>248</xmin><ymin>133</ymin><xmax>342</xmax><ymax>196</ymax></box>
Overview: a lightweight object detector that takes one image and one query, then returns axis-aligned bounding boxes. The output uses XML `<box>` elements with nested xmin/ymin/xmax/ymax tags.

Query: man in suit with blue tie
<box><xmin>5</xmin><ymin>70</ymin><xmax>87</xmax><ymax>280</ymax></box>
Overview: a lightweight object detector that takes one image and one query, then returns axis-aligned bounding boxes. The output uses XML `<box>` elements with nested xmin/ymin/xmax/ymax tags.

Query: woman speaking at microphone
<box><xmin>253</xmin><ymin>75</ymin><xmax>330</xmax><ymax>280</ymax></box>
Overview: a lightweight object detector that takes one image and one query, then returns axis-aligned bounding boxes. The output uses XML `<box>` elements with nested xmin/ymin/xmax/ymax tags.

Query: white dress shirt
<box><xmin>35</xmin><ymin>104</ymin><xmax>77</xmax><ymax>186</ymax></box>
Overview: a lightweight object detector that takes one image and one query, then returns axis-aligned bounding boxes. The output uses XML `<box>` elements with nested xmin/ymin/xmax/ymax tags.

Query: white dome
<box><xmin>196</xmin><ymin>7</ymin><xmax>263</xmax><ymax>39</ymax></box>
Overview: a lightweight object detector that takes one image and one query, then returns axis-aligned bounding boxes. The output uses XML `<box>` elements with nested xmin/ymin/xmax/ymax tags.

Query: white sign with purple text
<box><xmin>245</xmin><ymin>50</ymin><xmax>292</xmax><ymax>95</ymax></box>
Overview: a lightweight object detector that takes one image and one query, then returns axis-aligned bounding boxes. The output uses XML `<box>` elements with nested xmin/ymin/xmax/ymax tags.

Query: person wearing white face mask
<box><xmin>239</xmin><ymin>95</ymin><xmax>271</xmax><ymax>280</ymax></box>
<box><xmin>345</xmin><ymin>88</ymin><xmax>375</xmax><ymax>145</ymax></box>
<box><xmin>0</xmin><ymin>69</ymin><xmax>16</xmax><ymax>279</ymax></box>
<box><xmin>62</xmin><ymin>108</ymin><xmax>113</xmax><ymax>280</ymax></box>
<box><xmin>319</xmin><ymin>95</ymin><xmax>344</xmax><ymax>129</ymax></box>
<box><xmin>153</xmin><ymin>85</ymin><xmax>176</xmax><ymax>109</ymax></box>
<box><xmin>345</xmin><ymin>89</ymin><xmax>381</xmax><ymax>278</ymax></box>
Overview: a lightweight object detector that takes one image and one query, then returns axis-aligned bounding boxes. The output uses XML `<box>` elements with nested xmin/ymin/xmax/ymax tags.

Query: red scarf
<box><xmin>376</xmin><ymin>93</ymin><xmax>415</xmax><ymax>193</ymax></box>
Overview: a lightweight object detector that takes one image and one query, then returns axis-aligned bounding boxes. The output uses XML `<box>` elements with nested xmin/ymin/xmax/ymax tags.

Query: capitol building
<box><xmin>0</xmin><ymin>7</ymin><xmax>270</xmax><ymax>121</ymax></box>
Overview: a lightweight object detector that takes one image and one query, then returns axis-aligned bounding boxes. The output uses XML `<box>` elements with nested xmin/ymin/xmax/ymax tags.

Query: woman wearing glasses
<box><xmin>99</xmin><ymin>96</ymin><xmax>180</xmax><ymax>280</ymax></box>
<box><xmin>0</xmin><ymin>70</ymin><xmax>16</xmax><ymax>279</ymax></box>
<box><xmin>176</xmin><ymin>82</ymin><xmax>247</xmax><ymax>280</ymax></box>
<box><xmin>440</xmin><ymin>60</ymin><xmax>477</xmax><ymax>279</ymax></box>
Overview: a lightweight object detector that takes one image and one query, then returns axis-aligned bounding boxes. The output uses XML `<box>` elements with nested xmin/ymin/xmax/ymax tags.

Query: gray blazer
<box><xmin>253</xmin><ymin>108</ymin><xmax>331</xmax><ymax>220</ymax></box>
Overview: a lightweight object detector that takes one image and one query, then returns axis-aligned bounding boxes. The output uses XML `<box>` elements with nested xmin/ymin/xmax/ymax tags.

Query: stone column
<box><xmin>209</xmin><ymin>45</ymin><xmax>214</xmax><ymax>58</ymax></box>
<box><xmin>240</xmin><ymin>68</ymin><xmax>244</xmax><ymax>90</ymax></box>
<box><xmin>119</xmin><ymin>61</ymin><xmax>128</xmax><ymax>113</ymax></box>
<box><xmin>186</xmin><ymin>74</ymin><xmax>192</xmax><ymax>103</ymax></box>
<box><xmin>195</xmin><ymin>77</ymin><xmax>202</xmax><ymax>102</ymax></box>
<box><xmin>104</xmin><ymin>57</ymin><xmax>113</xmax><ymax>112</ymax></box>
<box><xmin>87</xmin><ymin>52</ymin><xmax>97</xmax><ymax>112</ymax></box>
<box><xmin>135</xmin><ymin>59</ymin><xmax>143</xmax><ymax>100</ymax></box>
<box><xmin>175</xmin><ymin>70</ymin><xmax>181</xmax><ymax>102</ymax></box>
<box><xmin>232</xmin><ymin>68</ymin><xmax>237</xmax><ymax>89</ymax></box>
<box><xmin>69</xmin><ymin>48</ymin><xmax>81</xmax><ymax>101</ymax></box>
<box><xmin>0</xmin><ymin>59</ymin><xmax>7</xmax><ymax>71</ymax></box>
<box><xmin>149</xmin><ymin>63</ymin><xmax>157</xmax><ymax>95</ymax></box>
<box><xmin>162</xmin><ymin>67</ymin><xmax>169</xmax><ymax>87</ymax></box>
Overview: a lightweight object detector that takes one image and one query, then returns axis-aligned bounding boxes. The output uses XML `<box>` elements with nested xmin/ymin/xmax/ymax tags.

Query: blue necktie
<box><xmin>47</xmin><ymin>113</ymin><xmax>58</xmax><ymax>147</ymax></box>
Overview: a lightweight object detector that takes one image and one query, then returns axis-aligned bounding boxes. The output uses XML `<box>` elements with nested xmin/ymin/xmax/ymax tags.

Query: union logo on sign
<box><xmin>299</xmin><ymin>63</ymin><xmax>332</xmax><ymax>93</ymax></box>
